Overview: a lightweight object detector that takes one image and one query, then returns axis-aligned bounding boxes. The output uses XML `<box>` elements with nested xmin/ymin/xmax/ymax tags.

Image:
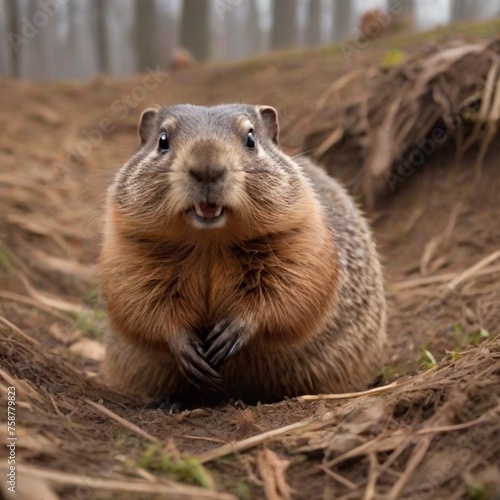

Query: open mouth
<box><xmin>188</xmin><ymin>202</ymin><xmax>225</xmax><ymax>226</ymax></box>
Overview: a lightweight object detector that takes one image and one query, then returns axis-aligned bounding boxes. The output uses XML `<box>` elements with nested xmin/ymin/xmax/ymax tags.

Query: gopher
<box><xmin>100</xmin><ymin>104</ymin><xmax>386</xmax><ymax>405</ymax></box>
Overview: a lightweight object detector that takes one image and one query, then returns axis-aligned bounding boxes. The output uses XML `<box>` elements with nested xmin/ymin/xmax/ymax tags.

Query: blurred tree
<box><xmin>4</xmin><ymin>0</ymin><xmax>19</xmax><ymax>77</ymax></box>
<box><xmin>331</xmin><ymin>0</ymin><xmax>354</xmax><ymax>41</ymax></box>
<box><xmin>224</xmin><ymin>6</ymin><xmax>243</xmax><ymax>60</ymax></box>
<box><xmin>20</xmin><ymin>0</ymin><xmax>49</xmax><ymax>80</ymax></box>
<box><xmin>400</xmin><ymin>0</ymin><xmax>414</xmax><ymax>18</ymax></box>
<box><xmin>135</xmin><ymin>0</ymin><xmax>159</xmax><ymax>71</ymax></box>
<box><xmin>271</xmin><ymin>0</ymin><xmax>299</xmax><ymax>50</ymax></box>
<box><xmin>94</xmin><ymin>0</ymin><xmax>110</xmax><ymax>73</ymax></box>
<box><xmin>67</xmin><ymin>0</ymin><xmax>99</xmax><ymax>79</ymax></box>
<box><xmin>245</xmin><ymin>0</ymin><xmax>262</xmax><ymax>55</ymax></box>
<box><xmin>474</xmin><ymin>0</ymin><xmax>500</xmax><ymax>19</ymax></box>
<box><xmin>107</xmin><ymin>0</ymin><xmax>136</xmax><ymax>76</ymax></box>
<box><xmin>392</xmin><ymin>0</ymin><xmax>414</xmax><ymax>32</ymax></box>
<box><xmin>0</xmin><ymin>4</ymin><xmax>8</xmax><ymax>75</ymax></box>
<box><xmin>452</xmin><ymin>0</ymin><xmax>475</xmax><ymax>21</ymax></box>
<box><xmin>156</xmin><ymin>0</ymin><xmax>178</xmax><ymax>67</ymax></box>
<box><xmin>180</xmin><ymin>0</ymin><xmax>211</xmax><ymax>61</ymax></box>
<box><xmin>305</xmin><ymin>0</ymin><xmax>322</xmax><ymax>47</ymax></box>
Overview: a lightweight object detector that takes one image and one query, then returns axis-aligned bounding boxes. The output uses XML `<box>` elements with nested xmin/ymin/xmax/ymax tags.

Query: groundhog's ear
<box><xmin>258</xmin><ymin>106</ymin><xmax>279</xmax><ymax>144</ymax></box>
<box><xmin>138</xmin><ymin>108</ymin><xmax>158</xmax><ymax>144</ymax></box>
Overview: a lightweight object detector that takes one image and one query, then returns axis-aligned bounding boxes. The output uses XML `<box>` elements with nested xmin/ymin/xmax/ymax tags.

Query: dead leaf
<box><xmin>257</xmin><ymin>448</ymin><xmax>292</xmax><ymax>500</ymax></box>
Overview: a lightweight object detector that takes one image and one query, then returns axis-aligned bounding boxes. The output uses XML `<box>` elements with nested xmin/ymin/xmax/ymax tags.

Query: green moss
<box><xmin>385</xmin><ymin>18</ymin><xmax>500</xmax><ymax>50</ymax></box>
<box><xmin>467</xmin><ymin>483</ymin><xmax>488</xmax><ymax>500</ymax></box>
<box><xmin>470</xmin><ymin>328</ymin><xmax>490</xmax><ymax>345</ymax></box>
<box><xmin>235</xmin><ymin>481</ymin><xmax>252</xmax><ymax>500</ymax></box>
<box><xmin>449</xmin><ymin>347</ymin><xmax>464</xmax><ymax>362</ymax></box>
<box><xmin>380</xmin><ymin>49</ymin><xmax>406</xmax><ymax>68</ymax></box>
<box><xmin>84</xmin><ymin>286</ymin><xmax>103</xmax><ymax>308</ymax></box>
<box><xmin>140</xmin><ymin>444</ymin><xmax>215</xmax><ymax>489</ymax></box>
<box><xmin>73</xmin><ymin>309</ymin><xmax>106</xmax><ymax>339</ymax></box>
<box><xmin>442</xmin><ymin>19</ymin><xmax>500</xmax><ymax>38</ymax></box>
<box><xmin>381</xmin><ymin>365</ymin><xmax>398</xmax><ymax>383</ymax></box>
<box><xmin>419</xmin><ymin>349</ymin><xmax>437</xmax><ymax>370</ymax></box>
<box><xmin>451</xmin><ymin>325</ymin><xmax>491</xmax><ymax>358</ymax></box>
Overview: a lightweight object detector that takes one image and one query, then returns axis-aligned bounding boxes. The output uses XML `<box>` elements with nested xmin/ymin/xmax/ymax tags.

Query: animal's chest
<box><xmin>174</xmin><ymin>248</ymin><xmax>243</xmax><ymax>327</ymax></box>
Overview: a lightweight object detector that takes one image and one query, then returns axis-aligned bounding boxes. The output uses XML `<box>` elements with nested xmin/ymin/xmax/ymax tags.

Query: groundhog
<box><xmin>100</xmin><ymin>104</ymin><xmax>387</xmax><ymax>405</ymax></box>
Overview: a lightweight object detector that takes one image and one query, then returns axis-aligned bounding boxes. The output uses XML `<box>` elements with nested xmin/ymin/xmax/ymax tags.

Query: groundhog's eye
<box><xmin>246</xmin><ymin>130</ymin><xmax>255</xmax><ymax>149</ymax></box>
<box><xmin>158</xmin><ymin>132</ymin><xmax>169</xmax><ymax>153</ymax></box>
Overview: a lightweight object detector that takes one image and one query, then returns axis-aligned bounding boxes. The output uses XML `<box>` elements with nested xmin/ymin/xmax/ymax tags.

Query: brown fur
<box><xmin>100</xmin><ymin>104</ymin><xmax>386</xmax><ymax>404</ymax></box>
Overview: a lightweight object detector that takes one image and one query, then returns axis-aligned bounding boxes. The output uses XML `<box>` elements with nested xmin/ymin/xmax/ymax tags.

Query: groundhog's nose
<box><xmin>188</xmin><ymin>165</ymin><xmax>227</xmax><ymax>185</ymax></box>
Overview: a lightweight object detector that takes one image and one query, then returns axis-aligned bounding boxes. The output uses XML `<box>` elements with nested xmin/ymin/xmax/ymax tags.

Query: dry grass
<box><xmin>303</xmin><ymin>37</ymin><xmax>500</xmax><ymax>208</ymax></box>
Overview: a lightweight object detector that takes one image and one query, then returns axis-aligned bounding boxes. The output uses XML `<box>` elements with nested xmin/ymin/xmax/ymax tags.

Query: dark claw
<box><xmin>178</xmin><ymin>336</ymin><xmax>223</xmax><ymax>392</ymax></box>
<box><xmin>146</xmin><ymin>395</ymin><xmax>186</xmax><ymax>412</ymax></box>
<box><xmin>206</xmin><ymin>318</ymin><xmax>231</xmax><ymax>343</ymax></box>
<box><xmin>180</xmin><ymin>356</ymin><xmax>223</xmax><ymax>392</ymax></box>
<box><xmin>205</xmin><ymin>319</ymin><xmax>245</xmax><ymax>367</ymax></box>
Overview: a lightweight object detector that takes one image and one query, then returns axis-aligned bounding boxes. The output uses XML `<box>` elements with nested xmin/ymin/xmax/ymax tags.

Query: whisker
<box><xmin>289</xmin><ymin>148</ymin><xmax>317</xmax><ymax>161</ymax></box>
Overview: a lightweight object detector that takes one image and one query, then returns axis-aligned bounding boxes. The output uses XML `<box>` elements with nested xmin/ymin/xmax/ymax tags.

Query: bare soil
<box><xmin>1</xmin><ymin>21</ymin><xmax>499</xmax><ymax>500</ymax></box>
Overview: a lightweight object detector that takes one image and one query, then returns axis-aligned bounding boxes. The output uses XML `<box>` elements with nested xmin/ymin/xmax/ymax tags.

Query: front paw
<box><xmin>175</xmin><ymin>333</ymin><xmax>223</xmax><ymax>392</ymax></box>
<box><xmin>145</xmin><ymin>394</ymin><xmax>187</xmax><ymax>412</ymax></box>
<box><xmin>205</xmin><ymin>318</ymin><xmax>250</xmax><ymax>368</ymax></box>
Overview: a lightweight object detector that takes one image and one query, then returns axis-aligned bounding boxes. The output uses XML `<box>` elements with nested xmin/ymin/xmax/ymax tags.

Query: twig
<box><xmin>0</xmin><ymin>367</ymin><xmax>45</xmax><ymax>403</ymax></box>
<box><xmin>197</xmin><ymin>418</ymin><xmax>316</xmax><ymax>464</ymax></box>
<box><xmin>296</xmin><ymin>381</ymin><xmax>398</xmax><ymax>401</ymax></box>
<box><xmin>85</xmin><ymin>399</ymin><xmax>159</xmax><ymax>444</ymax></box>
<box><xmin>0</xmin><ymin>463</ymin><xmax>234</xmax><ymax>499</ymax></box>
<box><xmin>48</xmin><ymin>393</ymin><xmax>84</xmax><ymax>444</ymax></box>
<box><xmin>390</xmin><ymin>262</ymin><xmax>500</xmax><ymax>291</ymax></box>
<box><xmin>0</xmin><ymin>317</ymin><xmax>86</xmax><ymax>380</ymax></box>
<box><xmin>375</xmin><ymin>437</ymin><xmax>413</xmax><ymax>478</ymax></box>
<box><xmin>324</xmin><ymin>434</ymin><xmax>407</xmax><ymax>468</ymax></box>
<box><xmin>19</xmin><ymin>272</ymin><xmax>90</xmax><ymax>314</ymax></box>
<box><xmin>415</xmin><ymin>404</ymin><xmax>500</xmax><ymax>435</ymax></box>
<box><xmin>176</xmin><ymin>434</ymin><xmax>226</xmax><ymax>444</ymax></box>
<box><xmin>387</xmin><ymin>436</ymin><xmax>432</xmax><ymax>500</ymax></box>
<box><xmin>257</xmin><ymin>448</ymin><xmax>292</xmax><ymax>500</ymax></box>
<box><xmin>445</xmin><ymin>249</ymin><xmax>500</xmax><ymax>291</ymax></box>
<box><xmin>362</xmin><ymin>453</ymin><xmax>378</xmax><ymax>500</ymax></box>
<box><xmin>0</xmin><ymin>291</ymin><xmax>71</xmax><ymax>322</ymax></box>
<box><xmin>315</xmin><ymin>69</ymin><xmax>364</xmax><ymax>110</ymax></box>
<box><xmin>0</xmin><ymin>315</ymin><xmax>42</xmax><ymax>347</ymax></box>
<box><xmin>319</xmin><ymin>465</ymin><xmax>358</xmax><ymax>490</ymax></box>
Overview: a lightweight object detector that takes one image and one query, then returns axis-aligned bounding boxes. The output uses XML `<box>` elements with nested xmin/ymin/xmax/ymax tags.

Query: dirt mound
<box><xmin>1</xmin><ymin>21</ymin><xmax>500</xmax><ymax>499</ymax></box>
<box><xmin>303</xmin><ymin>37</ymin><xmax>500</xmax><ymax>207</ymax></box>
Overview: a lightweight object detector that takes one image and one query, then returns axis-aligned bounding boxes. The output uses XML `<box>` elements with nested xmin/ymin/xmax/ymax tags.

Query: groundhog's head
<box><xmin>112</xmin><ymin>104</ymin><xmax>306</xmax><ymax>238</ymax></box>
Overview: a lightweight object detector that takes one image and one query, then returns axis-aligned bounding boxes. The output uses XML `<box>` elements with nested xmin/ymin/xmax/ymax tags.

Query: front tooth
<box><xmin>214</xmin><ymin>206</ymin><xmax>222</xmax><ymax>217</ymax></box>
<box><xmin>194</xmin><ymin>202</ymin><xmax>204</xmax><ymax>217</ymax></box>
